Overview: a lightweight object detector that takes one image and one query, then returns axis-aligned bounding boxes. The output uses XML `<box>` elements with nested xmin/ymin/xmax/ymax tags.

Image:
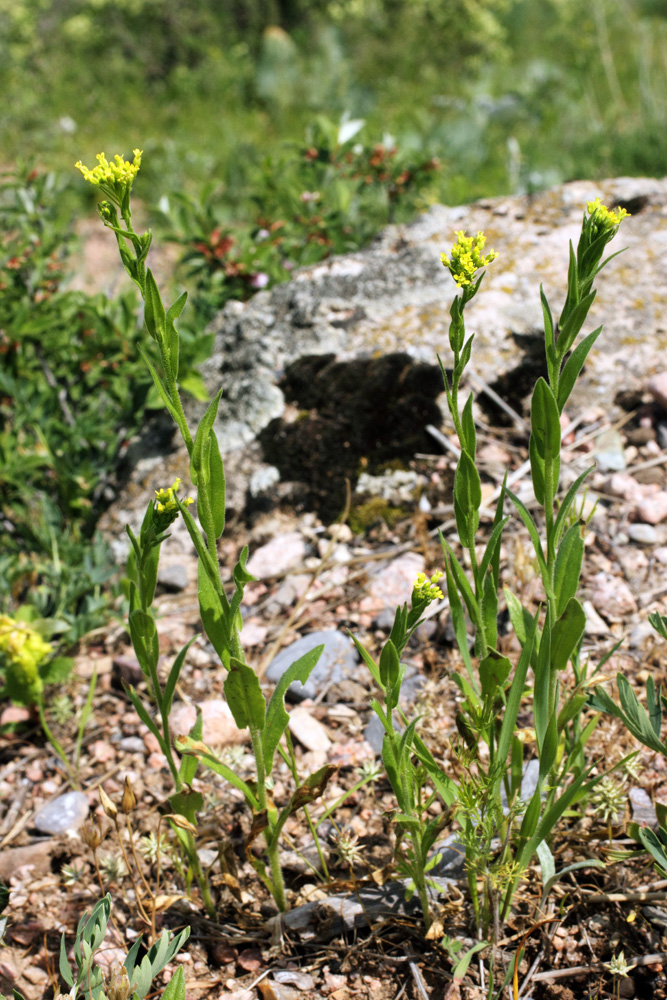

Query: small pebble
<box><xmin>157</xmin><ymin>563</ymin><xmax>189</xmax><ymax>592</ymax></box>
<box><xmin>288</xmin><ymin>707</ymin><xmax>331</xmax><ymax>753</ymax></box>
<box><xmin>33</xmin><ymin>791</ymin><xmax>89</xmax><ymax>834</ymax></box>
<box><xmin>636</xmin><ymin>491</ymin><xmax>667</xmax><ymax>525</ymax></box>
<box><xmin>648</xmin><ymin>372</ymin><xmax>667</xmax><ymax>411</ymax></box>
<box><xmin>628</xmin><ymin>523</ymin><xmax>658</xmax><ymax>545</ymax></box>
<box><xmin>119</xmin><ymin>736</ymin><xmax>145</xmax><ymax>753</ymax></box>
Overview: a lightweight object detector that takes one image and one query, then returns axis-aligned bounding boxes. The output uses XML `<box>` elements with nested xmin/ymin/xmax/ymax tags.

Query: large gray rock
<box><xmin>101</xmin><ymin>177</ymin><xmax>667</xmax><ymax>534</ymax></box>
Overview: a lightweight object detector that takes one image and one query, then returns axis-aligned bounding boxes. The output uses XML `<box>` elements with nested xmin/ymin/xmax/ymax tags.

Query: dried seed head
<box><xmin>81</xmin><ymin>820</ymin><xmax>103</xmax><ymax>850</ymax></box>
<box><xmin>121</xmin><ymin>776</ymin><xmax>137</xmax><ymax>814</ymax></box>
<box><xmin>99</xmin><ymin>786</ymin><xmax>118</xmax><ymax>819</ymax></box>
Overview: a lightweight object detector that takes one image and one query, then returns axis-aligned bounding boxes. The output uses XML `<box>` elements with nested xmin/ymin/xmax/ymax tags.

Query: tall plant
<box><xmin>356</xmin><ymin>202</ymin><xmax>632</xmax><ymax>971</ymax></box>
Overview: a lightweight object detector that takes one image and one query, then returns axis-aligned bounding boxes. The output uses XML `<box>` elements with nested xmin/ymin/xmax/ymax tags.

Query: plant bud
<box><xmin>107</xmin><ymin>965</ymin><xmax>134</xmax><ymax>1000</ymax></box>
<box><xmin>121</xmin><ymin>776</ymin><xmax>137</xmax><ymax>814</ymax></box>
<box><xmin>165</xmin><ymin>813</ymin><xmax>197</xmax><ymax>835</ymax></box>
<box><xmin>81</xmin><ymin>820</ymin><xmax>102</xmax><ymax>850</ymax></box>
<box><xmin>99</xmin><ymin>786</ymin><xmax>118</xmax><ymax>819</ymax></box>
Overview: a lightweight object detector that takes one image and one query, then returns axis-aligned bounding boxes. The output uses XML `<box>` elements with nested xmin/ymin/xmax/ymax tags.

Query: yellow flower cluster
<box><xmin>75</xmin><ymin>149</ymin><xmax>142</xmax><ymax>189</ymax></box>
<box><xmin>441</xmin><ymin>230</ymin><xmax>498</xmax><ymax>287</ymax></box>
<box><xmin>154</xmin><ymin>478</ymin><xmax>194</xmax><ymax>514</ymax></box>
<box><xmin>413</xmin><ymin>570</ymin><xmax>444</xmax><ymax>604</ymax></box>
<box><xmin>586</xmin><ymin>197</ymin><xmax>629</xmax><ymax>232</ymax></box>
<box><xmin>0</xmin><ymin>615</ymin><xmax>52</xmax><ymax>673</ymax></box>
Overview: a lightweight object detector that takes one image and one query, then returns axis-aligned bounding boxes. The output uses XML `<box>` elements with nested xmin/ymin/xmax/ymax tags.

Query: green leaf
<box><xmin>169</xmin><ymin>787</ymin><xmax>203</xmax><ymax>825</ymax></box>
<box><xmin>536</xmin><ymin>840</ymin><xmax>555</xmax><ymax>890</ymax></box>
<box><xmin>379</xmin><ymin>639</ymin><xmax>400</xmax><ymax>688</ymax></box>
<box><xmin>162</xmin><ymin>638</ymin><xmax>197</xmax><ymax>719</ymax></box>
<box><xmin>617</xmin><ymin>674</ymin><xmax>667</xmax><ymax>754</ymax></box>
<box><xmin>224</xmin><ymin>659</ymin><xmax>266</xmax><ymax>731</ymax></box>
<box><xmin>556</xmin><ymin>290</ymin><xmax>596</xmax><ymax>359</ymax></box>
<box><xmin>506</xmin><ymin>490</ymin><xmax>550</xmax><ymax>592</ymax></box>
<box><xmin>178</xmin><ymin>706</ymin><xmax>202</xmax><ymax>786</ymax></box>
<box><xmin>479</xmin><ymin>649</ymin><xmax>512</xmax><ymax>700</ymax></box>
<box><xmin>208</xmin><ymin>430</ymin><xmax>226</xmax><ymax>539</ymax></box>
<box><xmin>197</xmin><ymin>559</ymin><xmax>230</xmax><ymax>668</ymax></box>
<box><xmin>557</xmin><ymin>327</ymin><xmax>602</xmax><ymax>412</ymax></box>
<box><xmin>443</xmin><ymin>557</ymin><xmax>478</xmax><ymax>700</ymax></box>
<box><xmin>124</xmin><ymin>685</ymin><xmax>169</xmax><ymax>758</ymax></box>
<box><xmin>453</xmin><ymin>450</ymin><xmax>481</xmax><ymax>548</ymax></box>
<box><xmin>129</xmin><ymin>927</ymin><xmax>190</xmax><ymax>1000</ymax></box>
<box><xmin>634</xmin><ymin>825</ymin><xmax>667</xmax><ymax>873</ymax></box>
<box><xmin>553</xmin><ymin>466</ymin><xmax>595</xmax><ymax>547</ymax></box>
<box><xmin>461</xmin><ymin>393</ymin><xmax>476</xmax><ymax>457</ymax></box>
<box><xmin>143</xmin><ymin>268</ymin><xmax>166</xmax><ymax>342</ymax></box>
<box><xmin>481</xmin><ymin>570</ymin><xmax>498</xmax><ymax>651</ymax></box>
<box><xmin>441</xmin><ymin>535</ymin><xmax>482</xmax><ymax>630</ymax></box>
<box><xmin>550</xmin><ymin>598</ymin><xmax>586</xmax><ymax>672</ymax></box>
<box><xmin>39</xmin><ymin>655</ymin><xmax>73</xmax><ymax>686</ymax></box>
<box><xmin>348</xmin><ymin>631</ymin><xmax>383</xmax><ymax>688</ymax></box>
<box><xmin>190</xmin><ymin>389</ymin><xmax>223</xmax><ymax>487</ymax></box>
<box><xmin>496</xmin><ymin>615</ymin><xmax>538</xmax><ymax>767</ymax></box>
<box><xmin>230</xmin><ymin>546</ymin><xmax>255</xmax><ymax>625</ymax></box>
<box><xmin>263</xmin><ymin>644</ymin><xmax>324</xmax><ymax>773</ymax></box>
<box><xmin>553</xmin><ymin>523</ymin><xmax>584</xmax><ymax>617</ymax></box>
<box><xmin>530</xmin><ymin>378</ymin><xmax>561</xmax><ymax>505</ymax></box>
<box><xmin>161</xmin><ymin>966</ymin><xmax>186</xmax><ymax>1000</ymax></box>
<box><xmin>129</xmin><ymin>609</ymin><xmax>159</xmax><ymax>678</ymax></box>
<box><xmin>139</xmin><ymin>348</ymin><xmax>186</xmax><ymax>438</ymax></box>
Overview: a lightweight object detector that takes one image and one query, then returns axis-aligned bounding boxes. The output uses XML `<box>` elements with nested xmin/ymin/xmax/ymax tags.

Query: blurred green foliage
<box><xmin>3</xmin><ymin>0</ymin><xmax>667</xmax><ymax>199</ymax></box>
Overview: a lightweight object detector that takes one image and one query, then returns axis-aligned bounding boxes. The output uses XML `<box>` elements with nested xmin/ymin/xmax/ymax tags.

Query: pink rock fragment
<box><xmin>606</xmin><ymin>473</ymin><xmax>656</xmax><ymax>504</ymax></box>
<box><xmin>590</xmin><ymin>572</ymin><xmax>638</xmax><ymax>621</ymax></box>
<box><xmin>636</xmin><ymin>491</ymin><xmax>667</xmax><ymax>524</ymax></box>
<box><xmin>648</xmin><ymin>372</ymin><xmax>667</xmax><ymax>411</ymax></box>
<box><xmin>170</xmin><ymin>698</ymin><xmax>248</xmax><ymax>745</ymax></box>
<box><xmin>361</xmin><ymin>552</ymin><xmax>425</xmax><ymax>612</ymax></box>
<box><xmin>245</xmin><ymin>531</ymin><xmax>307</xmax><ymax>579</ymax></box>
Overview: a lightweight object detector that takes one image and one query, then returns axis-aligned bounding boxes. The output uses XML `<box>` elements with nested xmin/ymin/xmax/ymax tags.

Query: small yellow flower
<box><xmin>154</xmin><ymin>478</ymin><xmax>194</xmax><ymax>517</ymax></box>
<box><xmin>586</xmin><ymin>197</ymin><xmax>629</xmax><ymax>232</ymax></box>
<box><xmin>412</xmin><ymin>570</ymin><xmax>444</xmax><ymax>604</ymax></box>
<box><xmin>441</xmin><ymin>230</ymin><xmax>498</xmax><ymax>288</ymax></box>
<box><xmin>75</xmin><ymin>149</ymin><xmax>142</xmax><ymax>204</ymax></box>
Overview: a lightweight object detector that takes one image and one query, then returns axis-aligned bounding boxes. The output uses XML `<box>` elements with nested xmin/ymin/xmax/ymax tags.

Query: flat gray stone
<box><xmin>157</xmin><ymin>563</ymin><xmax>189</xmax><ymax>592</ymax></box>
<box><xmin>265</xmin><ymin>630</ymin><xmax>359</xmax><ymax>702</ymax></box>
<box><xmin>33</xmin><ymin>791</ymin><xmax>89</xmax><ymax>834</ymax></box>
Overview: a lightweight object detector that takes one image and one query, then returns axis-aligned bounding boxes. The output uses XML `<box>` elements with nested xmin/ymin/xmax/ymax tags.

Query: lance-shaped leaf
<box><xmin>165</xmin><ymin>290</ymin><xmax>187</xmax><ymax>381</ymax></box>
<box><xmin>190</xmin><ymin>389</ymin><xmax>223</xmax><ymax>487</ymax></box>
<box><xmin>208</xmin><ymin>430</ymin><xmax>226</xmax><ymax>539</ymax></box>
<box><xmin>143</xmin><ymin>268</ymin><xmax>166</xmax><ymax>342</ymax></box>
<box><xmin>379</xmin><ymin>639</ymin><xmax>400</xmax><ymax>688</ymax></box>
<box><xmin>461</xmin><ymin>392</ymin><xmax>476</xmax><ymax>457</ymax></box>
<box><xmin>453</xmin><ymin>449</ymin><xmax>481</xmax><ymax>548</ymax></box>
<box><xmin>557</xmin><ymin>327</ymin><xmax>602</xmax><ymax>412</ymax></box>
<box><xmin>556</xmin><ymin>289</ymin><xmax>596</xmax><ymax>359</ymax></box>
<box><xmin>553</xmin><ymin>465</ymin><xmax>595</xmax><ymax>547</ymax></box>
<box><xmin>550</xmin><ymin>598</ymin><xmax>586</xmax><ymax>673</ymax></box>
<box><xmin>553</xmin><ymin>523</ymin><xmax>584</xmax><ymax>618</ymax></box>
<box><xmin>479</xmin><ymin>649</ymin><xmax>512</xmax><ymax>701</ymax></box>
<box><xmin>198</xmin><ymin>559</ymin><xmax>231</xmax><ymax>667</ymax></box>
<box><xmin>129</xmin><ymin>609</ymin><xmax>159</xmax><ymax>677</ymax></box>
<box><xmin>177</xmin><ymin>706</ymin><xmax>202</xmax><ymax>786</ymax></box>
<box><xmin>530</xmin><ymin>378</ymin><xmax>561</xmax><ymax>506</ymax></box>
<box><xmin>224</xmin><ymin>658</ymin><xmax>266</xmax><ymax>731</ymax></box>
<box><xmin>263</xmin><ymin>644</ymin><xmax>323</xmax><ymax>772</ymax></box>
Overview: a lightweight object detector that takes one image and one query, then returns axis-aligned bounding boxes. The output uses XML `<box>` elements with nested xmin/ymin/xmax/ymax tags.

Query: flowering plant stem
<box><xmin>76</xmin><ymin>149</ymin><xmax>332</xmax><ymax>916</ymax></box>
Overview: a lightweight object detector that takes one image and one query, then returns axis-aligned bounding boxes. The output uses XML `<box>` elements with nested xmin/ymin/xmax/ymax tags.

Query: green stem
<box><xmin>251</xmin><ymin>725</ymin><xmax>287</xmax><ymax>912</ymax></box>
<box><xmin>37</xmin><ymin>695</ymin><xmax>78</xmax><ymax>788</ymax></box>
